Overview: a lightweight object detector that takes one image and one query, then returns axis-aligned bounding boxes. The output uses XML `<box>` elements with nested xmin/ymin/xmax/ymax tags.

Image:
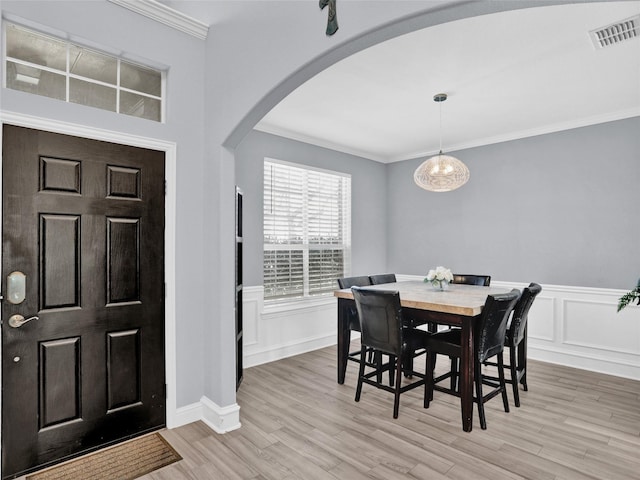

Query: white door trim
<box><xmin>0</xmin><ymin>111</ymin><xmax>178</xmax><ymax>477</ymax></box>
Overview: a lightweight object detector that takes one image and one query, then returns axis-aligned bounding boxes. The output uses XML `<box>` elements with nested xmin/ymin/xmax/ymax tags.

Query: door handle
<box><xmin>8</xmin><ymin>314</ymin><xmax>39</xmax><ymax>328</ymax></box>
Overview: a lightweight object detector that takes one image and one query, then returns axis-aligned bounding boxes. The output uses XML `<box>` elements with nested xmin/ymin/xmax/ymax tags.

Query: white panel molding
<box><xmin>243</xmin><ymin>286</ymin><xmax>263</xmax><ymax>347</ymax></box>
<box><xmin>108</xmin><ymin>0</ymin><xmax>209</xmax><ymax>40</ymax></box>
<box><xmin>562</xmin><ymin>298</ymin><xmax>640</xmax><ymax>355</ymax></box>
<box><xmin>242</xmin><ymin>286</ymin><xmax>337</xmax><ymax>368</ymax></box>
<box><xmin>363</xmin><ymin>275</ymin><xmax>640</xmax><ymax>380</ymax></box>
<box><xmin>493</xmin><ymin>281</ymin><xmax>639</xmax><ymax>380</ymax></box>
<box><xmin>240</xmin><ymin>278</ymin><xmax>638</xmax><ymax>382</ymax></box>
<box><xmin>526</xmin><ymin>295</ymin><xmax>555</xmax><ymax>342</ymax></box>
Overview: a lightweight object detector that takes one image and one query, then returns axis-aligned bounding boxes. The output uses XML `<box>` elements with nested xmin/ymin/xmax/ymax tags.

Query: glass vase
<box><xmin>433</xmin><ymin>280</ymin><xmax>449</xmax><ymax>291</ymax></box>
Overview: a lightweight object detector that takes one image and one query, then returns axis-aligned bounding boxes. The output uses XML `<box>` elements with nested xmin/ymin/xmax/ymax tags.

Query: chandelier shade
<box><xmin>414</xmin><ymin>92</ymin><xmax>470</xmax><ymax>192</ymax></box>
<box><xmin>414</xmin><ymin>152</ymin><xmax>470</xmax><ymax>192</ymax></box>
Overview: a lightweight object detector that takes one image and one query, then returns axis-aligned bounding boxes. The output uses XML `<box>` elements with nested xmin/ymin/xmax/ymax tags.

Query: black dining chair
<box><xmin>371</xmin><ymin>272</ymin><xmax>426</xmax><ymax>374</ymax></box>
<box><xmin>452</xmin><ymin>274</ymin><xmax>491</xmax><ymax>286</ymax></box>
<box><xmin>337</xmin><ymin>276</ymin><xmax>394</xmax><ymax>385</ymax></box>
<box><xmin>351</xmin><ymin>287</ymin><xmax>430</xmax><ymax>418</ymax></box>
<box><xmin>425</xmin><ymin>289</ymin><xmax>520</xmax><ymax>429</ymax></box>
<box><xmin>369</xmin><ymin>273</ymin><xmax>397</xmax><ymax>285</ymax></box>
<box><xmin>484</xmin><ymin>283</ymin><xmax>541</xmax><ymax>407</ymax></box>
<box><xmin>438</xmin><ymin>273</ymin><xmax>491</xmax><ymax>388</ymax></box>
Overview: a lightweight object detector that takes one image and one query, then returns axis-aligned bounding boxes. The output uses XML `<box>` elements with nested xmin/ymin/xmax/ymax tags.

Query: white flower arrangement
<box><xmin>424</xmin><ymin>266</ymin><xmax>453</xmax><ymax>290</ymax></box>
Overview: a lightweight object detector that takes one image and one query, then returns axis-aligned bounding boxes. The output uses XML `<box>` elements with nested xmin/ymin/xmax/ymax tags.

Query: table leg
<box><xmin>337</xmin><ymin>298</ymin><xmax>351</xmax><ymax>384</ymax></box>
<box><xmin>459</xmin><ymin>316</ymin><xmax>475</xmax><ymax>432</ymax></box>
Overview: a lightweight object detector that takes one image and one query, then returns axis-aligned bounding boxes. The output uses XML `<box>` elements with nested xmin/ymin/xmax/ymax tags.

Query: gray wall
<box><xmin>235</xmin><ymin>130</ymin><xmax>388</xmax><ymax>286</ymax></box>
<box><xmin>1</xmin><ymin>1</ymin><xmax>207</xmax><ymax>407</ymax></box>
<box><xmin>238</xmin><ymin>119</ymin><xmax>639</xmax><ymax>291</ymax></box>
<box><xmin>387</xmin><ymin>117</ymin><xmax>640</xmax><ymax>290</ymax></box>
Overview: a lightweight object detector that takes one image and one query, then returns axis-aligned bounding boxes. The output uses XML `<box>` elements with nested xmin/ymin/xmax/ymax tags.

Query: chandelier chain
<box><xmin>438</xmin><ymin>98</ymin><xmax>443</xmax><ymax>153</ymax></box>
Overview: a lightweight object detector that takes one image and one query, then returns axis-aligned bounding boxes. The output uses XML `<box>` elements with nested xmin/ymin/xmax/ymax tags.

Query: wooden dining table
<box><xmin>334</xmin><ymin>280</ymin><xmax>512</xmax><ymax>432</ymax></box>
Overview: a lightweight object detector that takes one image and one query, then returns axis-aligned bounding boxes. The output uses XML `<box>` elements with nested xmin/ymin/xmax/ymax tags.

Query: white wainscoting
<box><xmin>242</xmin><ymin>279</ymin><xmax>640</xmax><ymax>380</ymax></box>
<box><xmin>501</xmin><ymin>282</ymin><xmax>640</xmax><ymax>381</ymax></box>
<box><xmin>243</xmin><ymin>286</ymin><xmax>337</xmax><ymax>368</ymax></box>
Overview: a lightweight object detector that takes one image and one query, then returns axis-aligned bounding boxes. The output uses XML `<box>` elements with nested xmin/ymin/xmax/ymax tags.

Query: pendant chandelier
<box><xmin>413</xmin><ymin>93</ymin><xmax>470</xmax><ymax>192</ymax></box>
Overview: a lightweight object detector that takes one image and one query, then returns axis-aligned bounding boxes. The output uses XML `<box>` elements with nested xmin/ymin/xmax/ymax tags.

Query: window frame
<box><xmin>263</xmin><ymin>158</ymin><xmax>351</xmax><ymax>304</ymax></box>
<box><xmin>3</xmin><ymin>21</ymin><xmax>166</xmax><ymax>123</ymax></box>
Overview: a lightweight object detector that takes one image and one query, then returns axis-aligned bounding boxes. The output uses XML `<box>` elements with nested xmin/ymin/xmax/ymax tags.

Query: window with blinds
<box><xmin>264</xmin><ymin>159</ymin><xmax>351</xmax><ymax>301</ymax></box>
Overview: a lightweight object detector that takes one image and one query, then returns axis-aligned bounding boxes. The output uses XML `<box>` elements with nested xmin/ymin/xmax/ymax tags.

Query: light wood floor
<box><xmin>142</xmin><ymin>343</ymin><xmax>640</xmax><ymax>480</ymax></box>
<box><xmin>19</xmin><ymin>342</ymin><xmax>640</xmax><ymax>479</ymax></box>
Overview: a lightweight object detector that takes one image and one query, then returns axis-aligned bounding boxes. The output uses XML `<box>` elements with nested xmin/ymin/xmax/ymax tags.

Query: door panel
<box><xmin>39</xmin><ymin>337</ymin><xmax>82</xmax><ymax>429</ymax></box>
<box><xmin>1</xmin><ymin>125</ymin><xmax>165</xmax><ymax>479</ymax></box>
<box><xmin>41</xmin><ymin>214</ymin><xmax>80</xmax><ymax>309</ymax></box>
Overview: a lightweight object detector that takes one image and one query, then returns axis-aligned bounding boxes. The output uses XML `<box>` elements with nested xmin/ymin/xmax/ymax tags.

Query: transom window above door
<box><xmin>3</xmin><ymin>23</ymin><xmax>165</xmax><ymax>122</ymax></box>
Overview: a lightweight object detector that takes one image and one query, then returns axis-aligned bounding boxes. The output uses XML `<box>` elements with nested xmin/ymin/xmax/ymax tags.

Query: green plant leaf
<box><xmin>617</xmin><ymin>288</ymin><xmax>640</xmax><ymax>312</ymax></box>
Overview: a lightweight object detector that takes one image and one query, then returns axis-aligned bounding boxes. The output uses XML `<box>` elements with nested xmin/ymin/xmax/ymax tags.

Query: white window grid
<box><xmin>3</xmin><ymin>22</ymin><xmax>165</xmax><ymax>122</ymax></box>
<box><xmin>263</xmin><ymin>159</ymin><xmax>351</xmax><ymax>302</ymax></box>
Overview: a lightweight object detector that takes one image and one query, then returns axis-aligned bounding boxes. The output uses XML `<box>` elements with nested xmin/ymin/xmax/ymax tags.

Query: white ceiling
<box><xmin>170</xmin><ymin>1</ymin><xmax>640</xmax><ymax>163</ymax></box>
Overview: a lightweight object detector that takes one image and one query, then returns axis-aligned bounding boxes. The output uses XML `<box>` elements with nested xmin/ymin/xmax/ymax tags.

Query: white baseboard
<box><xmin>244</xmin><ymin>333</ymin><xmax>336</xmax><ymax>368</ymax></box>
<box><xmin>172</xmin><ymin>396</ymin><xmax>241</xmax><ymax>433</ymax></box>
<box><xmin>527</xmin><ymin>342</ymin><xmax>640</xmax><ymax>380</ymax></box>
<box><xmin>200</xmin><ymin>396</ymin><xmax>241</xmax><ymax>433</ymax></box>
<box><xmin>173</xmin><ymin>401</ymin><xmax>204</xmax><ymax>428</ymax></box>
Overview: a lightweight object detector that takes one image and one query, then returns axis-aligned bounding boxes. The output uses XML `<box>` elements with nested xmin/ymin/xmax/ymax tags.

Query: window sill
<box><xmin>262</xmin><ymin>295</ymin><xmax>335</xmax><ymax>315</ymax></box>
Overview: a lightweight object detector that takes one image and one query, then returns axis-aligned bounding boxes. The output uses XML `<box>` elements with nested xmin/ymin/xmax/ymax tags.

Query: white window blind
<box><xmin>264</xmin><ymin>160</ymin><xmax>351</xmax><ymax>301</ymax></box>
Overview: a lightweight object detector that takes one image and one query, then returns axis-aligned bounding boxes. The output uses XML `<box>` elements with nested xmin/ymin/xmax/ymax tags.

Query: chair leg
<box><xmin>367</xmin><ymin>348</ymin><xmax>374</xmax><ymax>363</ymax></box>
<box><xmin>497</xmin><ymin>353</ymin><xmax>510</xmax><ymax>413</ymax></box>
<box><xmin>509</xmin><ymin>344</ymin><xmax>521</xmax><ymax>407</ymax></box>
<box><xmin>423</xmin><ymin>350</ymin><xmax>430</xmax><ymax>409</ymax></box>
<box><xmin>518</xmin><ymin>339</ymin><xmax>528</xmax><ymax>391</ymax></box>
<box><xmin>475</xmin><ymin>361</ymin><xmax>487</xmax><ymax>430</ymax></box>
<box><xmin>389</xmin><ymin>355</ymin><xmax>396</xmax><ymax>386</ymax></box>
<box><xmin>355</xmin><ymin>346</ymin><xmax>366</xmax><ymax>402</ymax></box>
<box><xmin>450</xmin><ymin>356</ymin><xmax>458</xmax><ymax>392</ymax></box>
<box><xmin>425</xmin><ymin>352</ymin><xmax>436</xmax><ymax>406</ymax></box>
<box><xmin>374</xmin><ymin>350</ymin><xmax>383</xmax><ymax>384</ymax></box>
<box><xmin>404</xmin><ymin>350</ymin><xmax>414</xmax><ymax>378</ymax></box>
<box><xmin>393</xmin><ymin>352</ymin><xmax>403</xmax><ymax>418</ymax></box>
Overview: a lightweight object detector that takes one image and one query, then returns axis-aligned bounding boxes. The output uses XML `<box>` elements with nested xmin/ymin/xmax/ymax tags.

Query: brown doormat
<box><xmin>26</xmin><ymin>433</ymin><xmax>182</xmax><ymax>480</ymax></box>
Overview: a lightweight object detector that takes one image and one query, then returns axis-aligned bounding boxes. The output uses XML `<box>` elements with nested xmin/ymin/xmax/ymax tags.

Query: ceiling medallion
<box><xmin>414</xmin><ymin>93</ymin><xmax>470</xmax><ymax>192</ymax></box>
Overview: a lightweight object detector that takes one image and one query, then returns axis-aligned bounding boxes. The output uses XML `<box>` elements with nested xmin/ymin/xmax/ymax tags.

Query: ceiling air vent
<box><xmin>590</xmin><ymin>15</ymin><xmax>639</xmax><ymax>49</ymax></box>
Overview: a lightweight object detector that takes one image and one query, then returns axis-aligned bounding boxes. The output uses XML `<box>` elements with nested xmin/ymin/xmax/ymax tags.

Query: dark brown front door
<box><xmin>1</xmin><ymin>125</ymin><xmax>166</xmax><ymax>479</ymax></box>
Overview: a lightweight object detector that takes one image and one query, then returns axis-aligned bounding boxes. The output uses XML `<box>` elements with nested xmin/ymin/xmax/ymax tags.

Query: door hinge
<box><xmin>164</xmin><ymin>180</ymin><xmax>167</xmax><ymax>196</ymax></box>
<box><xmin>164</xmin><ymin>383</ymin><xmax>168</xmax><ymax>399</ymax></box>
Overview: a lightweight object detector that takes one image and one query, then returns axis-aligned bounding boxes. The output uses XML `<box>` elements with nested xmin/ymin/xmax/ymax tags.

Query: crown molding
<box><xmin>108</xmin><ymin>0</ymin><xmax>209</xmax><ymax>40</ymax></box>
<box><xmin>253</xmin><ymin>123</ymin><xmax>389</xmax><ymax>164</ymax></box>
<box><xmin>395</xmin><ymin>108</ymin><xmax>640</xmax><ymax>164</ymax></box>
<box><xmin>259</xmin><ymin>108</ymin><xmax>640</xmax><ymax>164</ymax></box>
